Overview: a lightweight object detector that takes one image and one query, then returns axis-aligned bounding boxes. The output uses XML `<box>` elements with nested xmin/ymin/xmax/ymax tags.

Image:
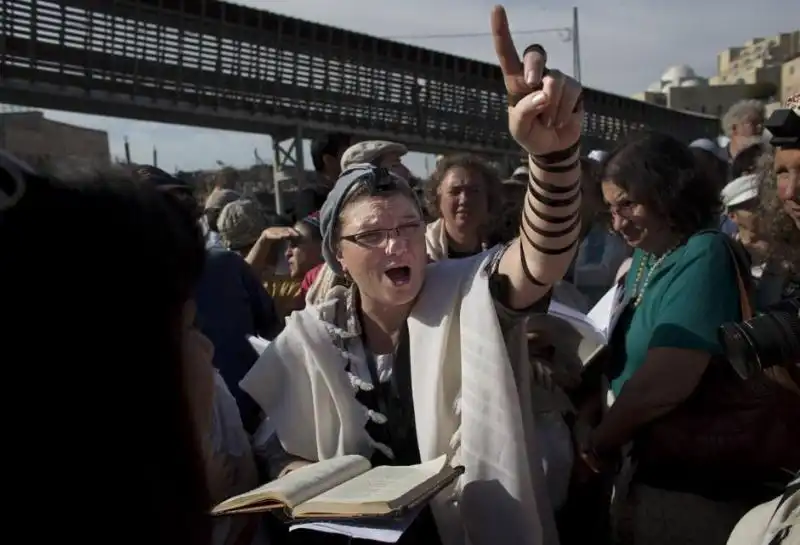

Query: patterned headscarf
<box><xmin>319</xmin><ymin>164</ymin><xmax>420</xmax><ymax>275</ymax></box>
<box><xmin>217</xmin><ymin>199</ymin><xmax>267</xmax><ymax>250</ymax></box>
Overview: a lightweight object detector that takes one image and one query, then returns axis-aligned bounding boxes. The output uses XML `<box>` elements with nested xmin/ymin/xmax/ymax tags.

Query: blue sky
<box><xmin>10</xmin><ymin>0</ymin><xmax>799</xmax><ymax>175</ymax></box>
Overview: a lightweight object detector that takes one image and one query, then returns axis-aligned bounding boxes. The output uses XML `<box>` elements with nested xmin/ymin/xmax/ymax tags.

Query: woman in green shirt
<box><xmin>579</xmin><ymin>133</ymin><xmax>751</xmax><ymax>545</ymax></box>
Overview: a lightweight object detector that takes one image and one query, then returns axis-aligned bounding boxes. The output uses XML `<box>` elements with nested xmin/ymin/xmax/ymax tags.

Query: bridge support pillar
<box><xmin>272</xmin><ymin>126</ymin><xmax>306</xmax><ymax>216</ymax></box>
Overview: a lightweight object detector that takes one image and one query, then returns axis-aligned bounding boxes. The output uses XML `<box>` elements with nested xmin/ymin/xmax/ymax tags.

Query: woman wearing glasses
<box><xmin>240</xmin><ymin>7</ymin><xmax>583</xmax><ymax>545</ymax></box>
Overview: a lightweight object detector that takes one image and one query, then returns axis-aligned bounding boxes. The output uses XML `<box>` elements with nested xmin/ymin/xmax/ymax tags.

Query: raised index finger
<box><xmin>491</xmin><ymin>5</ymin><xmax>524</xmax><ymax>92</ymax></box>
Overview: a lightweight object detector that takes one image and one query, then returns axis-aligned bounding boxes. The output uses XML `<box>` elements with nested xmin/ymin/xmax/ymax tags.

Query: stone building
<box><xmin>632</xmin><ymin>31</ymin><xmax>799</xmax><ymax>117</ymax></box>
<box><xmin>0</xmin><ymin>110</ymin><xmax>110</xmax><ymax>168</ymax></box>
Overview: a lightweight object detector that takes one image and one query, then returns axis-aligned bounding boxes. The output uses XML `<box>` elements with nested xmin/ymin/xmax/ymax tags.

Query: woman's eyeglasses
<box><xmin>606</xmin><ymin>199</ymin><xmax>637</xmax><ymax>219</ymax></box>
<box><xmin>341</xmin><ymin>221</ymin><xmax>424</xmax><ymax>249</ymax></box>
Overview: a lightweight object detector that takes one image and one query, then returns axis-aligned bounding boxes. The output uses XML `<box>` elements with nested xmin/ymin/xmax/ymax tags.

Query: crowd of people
<box><xmin>1</xmin><ymin>6</ymin><xmax>798</xmax><ymax>545</ymax></box>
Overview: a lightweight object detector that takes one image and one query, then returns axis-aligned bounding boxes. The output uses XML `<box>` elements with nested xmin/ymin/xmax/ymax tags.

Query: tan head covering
<box><xmin>340</xmin><ymin>140</ymin><xmax>407</xmax><ymax>170</ymax></box>
<box><xmin>217</xmin><ymin>199</ymin><xmax>267</xmax><ymax>250</ymax></box>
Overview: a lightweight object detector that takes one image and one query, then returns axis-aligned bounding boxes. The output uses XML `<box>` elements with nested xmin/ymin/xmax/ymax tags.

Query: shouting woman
<box><xmin>240</xmin><ymin>6</ymin><xmax>583</xmax><ymax>545</ymax></box>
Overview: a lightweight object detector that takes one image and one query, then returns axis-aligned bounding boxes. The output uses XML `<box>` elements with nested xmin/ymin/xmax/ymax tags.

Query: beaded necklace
<box><xmin>631</xmin><ymin>245</ymin><xmax>680</xmax><ymax>307</ymax></box>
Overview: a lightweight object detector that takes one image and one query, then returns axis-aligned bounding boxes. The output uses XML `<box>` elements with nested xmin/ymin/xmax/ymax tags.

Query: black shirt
<box><xmin>285</xmin><ymin>327</ymin><xmax>443</xmax><ymax>545</ymax></box>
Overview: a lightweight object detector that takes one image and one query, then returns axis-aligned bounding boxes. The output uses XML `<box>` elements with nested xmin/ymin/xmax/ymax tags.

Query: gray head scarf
<box><xmin>319</xmin><ymin>163</ymin><xmax>422</xmax><ymax>276</ymax></box>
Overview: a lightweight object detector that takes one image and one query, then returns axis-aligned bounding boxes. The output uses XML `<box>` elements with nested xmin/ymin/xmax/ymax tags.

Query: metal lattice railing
<box><xmin>0</xmin><ymin>0</ymin><xmax>720</xmax><ymax>154</ymax></box>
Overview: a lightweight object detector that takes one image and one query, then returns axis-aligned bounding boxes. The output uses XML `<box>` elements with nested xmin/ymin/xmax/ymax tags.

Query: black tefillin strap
<box><xmin>359</xmin><ymin>165</ymin><xmax>396</xmax><ymax>194</ymax></box>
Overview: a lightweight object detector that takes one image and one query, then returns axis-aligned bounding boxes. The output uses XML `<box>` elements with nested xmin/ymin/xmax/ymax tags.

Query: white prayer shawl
<box><xmin>425</xmin><ymin>218</ymin><xmax>450</xmax><ymax>261</ymax></box>
<box><xmin>727</xmin><ymin>477</ymin><xmax>799</xmax><ymax>545</ymax></box>
<box><xmin>304</xmin><ymin>262</ymin><xmax>341</xmax><ymax>306</ymax></box>
<box><xmin>424</xmin><ymin>218</ymin><xmax>489</xmax><ymax>262</ymax></box>
<box><xmin>241</xmin><ymin>249</ymin><xmax>555</xmax><ymax>545</ymax></box>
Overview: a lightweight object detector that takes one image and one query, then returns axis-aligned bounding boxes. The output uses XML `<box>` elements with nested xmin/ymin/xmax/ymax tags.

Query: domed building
<box><xmin>662</xmin><ymin>65</ymin><xmax>698</xmax><ymax>84</ymax></box>
<box><xmin>650</xmin><ymin>64</ymin><xmax>709</xmax><ymax>91</ymax></box>
<box><xmin>637</xmin><ymin>65</ymin><xmax>709</xmax><ymax>107</ymax></box>
<box><xmin>632</xmin><ymin>31</ymin><xmax>798</xmax><ymax>119</ymax></box>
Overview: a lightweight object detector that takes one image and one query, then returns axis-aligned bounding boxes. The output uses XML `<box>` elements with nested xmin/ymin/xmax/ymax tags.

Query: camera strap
<box><xmin>696</xmin><ymin>229</ymin><xmax>754</xmax><ymax>320</ymax></box>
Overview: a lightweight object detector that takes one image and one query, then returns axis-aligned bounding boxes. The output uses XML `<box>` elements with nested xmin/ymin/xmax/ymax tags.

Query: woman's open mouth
<box><xmin>384</xmin><ymin>266</ymin><xmax>411</xmax><ymax>286</ymax></box>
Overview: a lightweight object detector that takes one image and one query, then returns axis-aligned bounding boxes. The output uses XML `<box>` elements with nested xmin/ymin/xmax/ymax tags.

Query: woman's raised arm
<box><xmin>492</xmin><ymin>6</ymin><xmax>584</xmax><ymax>310</ymax></box>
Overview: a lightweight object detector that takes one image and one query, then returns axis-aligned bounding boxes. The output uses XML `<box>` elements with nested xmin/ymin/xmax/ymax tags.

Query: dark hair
<box><xmin>423</xmin><ymin>153</ymin><xmax>501</xmax><ymax>221</ymax></box>
<box><xmin>601</xmin><ymin>132</ymin><xmax>720</xmax><ymax>237</ymax></box>
<box><xmin>295</xmin><ymin>219</ymin><xmax>323</xmax><ymax>242</ymax></box>
<box><xmin>730</xmin><ymin>142</ymin><xmax>766</xmax><ymax>179</ymax></box>
<box><xmin>205</xmin><ymin>207</ymin><xmax>222</xmax><ymax>232</ymax></box>
<box><xmin>0</xmin><ymin>165</ymin><xmax>211</xmax><ymax>545</ymax></box>
<box><xmin>267</xmin><ymin>213</ymin><xmax>294</xmax><ymax>227</ymax></box>
<box><xmin>690</xmin><ymin>147</ymin><xmax>729</xmax><ymax>192</ymax></box>
<box><xmin>580</xmin><ymin>156</ymin><xmax>607</xmax><ymax>237</ymax></box>
<box><xmin>311</xmin><ymin>133</ymin><xmax>351</xmax><ymax>173</ymax></box>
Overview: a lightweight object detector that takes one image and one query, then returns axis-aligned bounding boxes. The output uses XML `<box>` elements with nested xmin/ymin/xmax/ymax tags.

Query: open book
<box><xmin>539</xmin><ymin>281</ymin><xmax>627</xmax><ymax>366</ymax></box>
<box><xmin>212</xmin><ymin>454</ymin><xmax>463</xmax><ymax>520</ymax></box>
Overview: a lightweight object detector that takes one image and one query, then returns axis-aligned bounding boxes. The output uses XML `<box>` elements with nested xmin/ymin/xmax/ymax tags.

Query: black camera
<box><xmin>718</xmin><ymin>297</ymin><xmax>800</xmax><ymax>380</ymax></box>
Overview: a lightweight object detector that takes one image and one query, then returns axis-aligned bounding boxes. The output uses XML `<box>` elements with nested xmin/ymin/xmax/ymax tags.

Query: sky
<box><xmin>9</xmin><ymin>0</ymin><xmax>800</xmax><ymax>175</ymax></box>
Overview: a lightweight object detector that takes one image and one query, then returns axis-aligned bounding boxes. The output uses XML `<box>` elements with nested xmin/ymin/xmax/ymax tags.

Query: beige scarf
<box><xmin>241</xmin><ymin>249</ymin><xmax>556</xmax><ymax>545</ymax></box>
<box><xmin>425</xmin><ymin>218</ymin><xmax>489</xmax><ymax>261</ymax></box>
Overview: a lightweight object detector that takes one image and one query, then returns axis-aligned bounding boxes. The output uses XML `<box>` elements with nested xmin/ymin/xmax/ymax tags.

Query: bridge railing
<box><xmin>0</xmin><ymin>0</ymin><xmax>720</xmax><ymax>155</ymax></box>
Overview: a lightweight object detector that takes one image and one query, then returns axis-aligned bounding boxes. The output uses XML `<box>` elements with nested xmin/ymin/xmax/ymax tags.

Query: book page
<box><xmin>212</xmin><ymin>455</ymin><xmax>370</xmax><ymax>514</ymax></box>
<box><xmin>548</xmin><ymin>300</ymin><xmax>601</xmax><ymax>335</ymax></box>
<box><xmin>290</xmin><ymin>505</ymin><xmax>424</xmax><ymax>543</ymax></box>
<box><xmin>586</xmin><ymin>282</ymin><xmax>627</xmax><ymax>338</ymax></box>
<box><xmin>296</xmin><ymin>455</ymin><xmax>448</xmax><ymax>513</ymax></box>
<box><xmin>547</xmin><ymin>301</ymin><xmax>606</xmax><ymax>344</ymax></box>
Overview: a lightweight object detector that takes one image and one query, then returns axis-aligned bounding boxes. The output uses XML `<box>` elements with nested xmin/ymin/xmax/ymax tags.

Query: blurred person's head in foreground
<box><xmin>0</xmin><ymin>155</ymin><xmax>211</xmax><ymax>545</ymax></box>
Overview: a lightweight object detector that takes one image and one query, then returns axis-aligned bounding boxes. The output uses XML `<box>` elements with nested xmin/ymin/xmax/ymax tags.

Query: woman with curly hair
<box><xmin>569</xmin><ymin>156</ymin><xmax>630</xmax><ymax>307</ymax></box>
<box><xmin>726</xmin><ymin>92</ymin><xmax>800</xmax><ymax>545</ymax></box>
<box><xmin>746</xmin><ymin>146</ymin><xmax>800</xmax><ymax>306</ymax></box>
<box><xmin>577</xmin><ymin>132</ymin><xmax>758</xmax><ymax>545</ymax></box>
<box><xmin>423</xmin><ymin>153</ymin><xmax>502</xmax><ymax>261</ymax></box>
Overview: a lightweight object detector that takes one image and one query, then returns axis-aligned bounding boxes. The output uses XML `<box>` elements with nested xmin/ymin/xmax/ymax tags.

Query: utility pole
<box><xmin>572</xmin><ymin>7</ymin><xmax>582</xmax><ymax>82</ymax></box>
